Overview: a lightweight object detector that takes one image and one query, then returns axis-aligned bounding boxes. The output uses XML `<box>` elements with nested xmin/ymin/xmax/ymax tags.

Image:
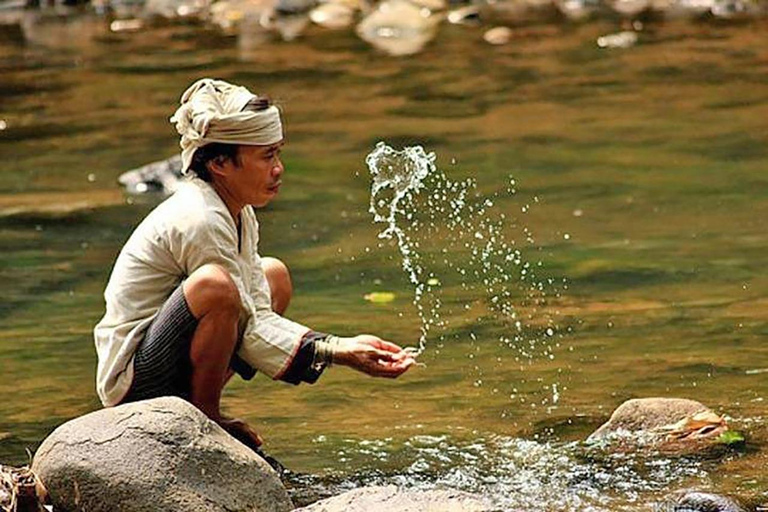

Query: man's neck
<box><xmin>211</xmin><ymin>180</ymin><xmax>243</xmax><ymax>227</ymax></box>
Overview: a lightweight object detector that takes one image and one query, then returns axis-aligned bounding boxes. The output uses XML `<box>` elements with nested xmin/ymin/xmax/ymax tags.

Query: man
<box><xmin>94</xmin><ymin>78</ymin><xmax>415</xmax><ymax>450</ymax></box>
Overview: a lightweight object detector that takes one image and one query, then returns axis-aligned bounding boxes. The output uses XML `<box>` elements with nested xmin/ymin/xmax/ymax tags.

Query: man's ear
<box><xmin>206</xmin><ymin>155</ymin><xmax>231</xmax><ymax>177</ymax></box>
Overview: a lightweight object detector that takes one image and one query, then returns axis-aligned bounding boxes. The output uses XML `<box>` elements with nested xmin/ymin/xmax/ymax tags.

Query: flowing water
<box><xmin>367</xmin><ymin>142</ymin><xmax>561</xmax><ymax>361</ymax></box>
<box><xmin>1</xmin><ymin>9</ymin><xmax>767</xmax><ymax>510</ymax></box>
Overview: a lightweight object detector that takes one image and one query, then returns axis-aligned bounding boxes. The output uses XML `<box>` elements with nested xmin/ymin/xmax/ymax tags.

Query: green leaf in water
<box><xmin>716</xmin><ymin>430</ymin><xmax>745</xmax><ymax>445</ymax></box>
<box><xmin>364</xmin><ymin>292</ymin><xmax>396</xmax><ymax>303</ymax></box>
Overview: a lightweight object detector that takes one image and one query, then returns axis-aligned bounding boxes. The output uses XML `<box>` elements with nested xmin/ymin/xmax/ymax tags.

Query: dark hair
<box><xmin>187</xmin><ymin>96</ymin><xmax>275</xmax><ymax>182</ymax></box>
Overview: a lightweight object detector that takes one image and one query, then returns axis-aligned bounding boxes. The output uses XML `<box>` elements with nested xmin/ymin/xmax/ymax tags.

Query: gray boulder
<box><xmin>294</xmin><ymin>485</ymin><xmax>491</xmax><ymax>512</ymax></box>
<box><xmin>31</xmin><ymin>396</ymin><xmax>293</xmax><ymax>512</ymax></box>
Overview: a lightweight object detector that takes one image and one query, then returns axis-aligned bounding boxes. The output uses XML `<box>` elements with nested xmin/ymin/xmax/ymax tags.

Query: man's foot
<box><xmin>219</xmin><ymin>417</ymin><xmax>263</xmax><ymax>450</ymax></box>
<box><xmin>218</xmin><ymin>417</ymin><xmax>290</xmax><ymax>477</ymax></box>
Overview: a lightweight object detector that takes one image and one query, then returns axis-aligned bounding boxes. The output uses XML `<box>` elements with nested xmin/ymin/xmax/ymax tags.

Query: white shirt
<box><xmin>94</xmin><ymin>177</ymin><xmax>309</xmax><ymax>406</ymax></box>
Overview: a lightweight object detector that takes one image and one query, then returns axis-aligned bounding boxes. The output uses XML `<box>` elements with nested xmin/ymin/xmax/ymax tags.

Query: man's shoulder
<box><xmin>137</xmin><ymin>179</ymin><xmax>231</xmax><ymax>238</ymax></box>
<box><xmin>160</xmin><ymin>179</ymin><xmax>226</xmax><ymax>219</ymax></box>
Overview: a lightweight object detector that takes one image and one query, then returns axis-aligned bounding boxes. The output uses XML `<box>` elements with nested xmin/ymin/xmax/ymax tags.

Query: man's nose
<box><xmin>273</xmin><ymin>157</ymin><xmax>284</xmax><ymax>176</ymax></box>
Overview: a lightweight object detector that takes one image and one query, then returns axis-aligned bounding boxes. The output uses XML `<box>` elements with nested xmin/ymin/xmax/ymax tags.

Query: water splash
<box><xmin>366</xmin><ymin>142</ymin><xmax>560</xmax><ymax>359</ymax></box>
<box><xmin>292</xmin><ymin>432</ymin><xmax>711</xmax><ymax>511</ymax></box>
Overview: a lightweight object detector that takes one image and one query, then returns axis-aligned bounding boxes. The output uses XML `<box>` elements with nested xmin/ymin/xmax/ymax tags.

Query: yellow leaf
<box><xmin>364</xmin><ymin>292</ymin><xmax>396</xmax><ymax>303</ymax></box>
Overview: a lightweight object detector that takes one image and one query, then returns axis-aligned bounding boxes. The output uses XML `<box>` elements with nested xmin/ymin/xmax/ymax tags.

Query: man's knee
<box><xmin>183</xmin><ymin>264</ymin><xmax>240</xmax><ymax>318</ymax></box>
<box><xmin>262</xmin><ymin>257</ymin><xmax>292</xmax><ymax>314</ymax></box>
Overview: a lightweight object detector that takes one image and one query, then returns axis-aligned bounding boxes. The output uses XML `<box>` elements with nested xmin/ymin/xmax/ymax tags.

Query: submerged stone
<box><xmin>309</xmin><ymin>1</ymin><xmax>356</xmax><ymax>28</ymax></box>
<box><xmin>144</xmin><ymin>0</ymin><xmax>210</xmax><ymax>18</ymax></box>
<box><xmin>483</xmin><ymin>25</ymin><xmax>513</xmax><ymax>44</ymax></box>
<box><xmin>356</xmin><ymin>0</ymin><xmax>441</xmax><ymax>56</ymax></box>
<box><xmin>657</xmin><ymin>490</ymin><xmax>748</xmax><ymax>512</ymax></box>
<box><xmin>209</xmin><ymin>0</ymin><xmax>276</xmax><ymax>33</ymax></box>
<box><xmin>270</xmin><ymin>12</ymin><xmax>310</xmax><ymax>39</ymax></box>
<box><xmin>118</xmin><ymin>154</ymin><xmax>184</xmax><ymax>195</ymax></box>
<box><xmin>653</xmin><ymin>0</ymin><xmax>715</xmax><ymax>19</ymax></box>
<box><xmin>596</xmin><ymin>29</ymin><xmax>638</xmax><ymax>48</ymax></box>
<box><xmin>32</xmin><ymin>397</ymin><xmax>292</xmax><ymax>512</ymax></box>
<box><xmin>446</xmin><ymin>4</ymin><xmax>480</xmax><ymax>23</ymax></box>
<box><xmin>275</xmin><ymin>0</ymin><xmax>316</xmax><ymax>14</ymax></box>
<box><xmin>710</xmin><ymin>0</ymin><xmax>761</xmax><ymax>18</ymax></box>
<box><xmin>294</xmin><ymin>485</ymin><xmax>492</xmax><ymax>512</ymax></box>
<box><xmin>587</xmin><ymin>397</ymin><xmax>732</xmax><ymax>453</ymax></box>
<box><xmin>605</xmin><ymin>0</ymin><xmax>653</xmax><ymax>16</ymax></box>
<box><xmin>554</xmin><ymin>0</ymin><xmax>602</xmax><ymax>20</ymax></box>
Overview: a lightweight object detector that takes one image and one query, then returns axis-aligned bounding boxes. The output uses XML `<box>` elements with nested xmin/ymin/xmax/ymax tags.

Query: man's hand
<box><xmin>333</xmin><ymin>334</ymin><xmax>415</xmax><ymax>378</ymax></box>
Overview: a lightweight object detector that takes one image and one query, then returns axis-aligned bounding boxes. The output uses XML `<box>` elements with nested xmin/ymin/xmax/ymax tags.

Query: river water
<box><xmin>0</xmin><ymin>9</ymin><xmax>766</xmax><ymax>510</ymax></box>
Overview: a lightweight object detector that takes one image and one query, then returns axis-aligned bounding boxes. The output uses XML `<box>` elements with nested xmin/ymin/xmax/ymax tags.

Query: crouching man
<box><xmin>94</xmin><ymin>78</ymin><xmax>414</xmax><ymax>451</ymax></box>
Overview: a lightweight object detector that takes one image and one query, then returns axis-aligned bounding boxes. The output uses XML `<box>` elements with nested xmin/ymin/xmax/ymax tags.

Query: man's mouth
<box><xmin>268</xmin><ymin>182</ymin><xmax>281</xmax><ymax>193</ymax></box>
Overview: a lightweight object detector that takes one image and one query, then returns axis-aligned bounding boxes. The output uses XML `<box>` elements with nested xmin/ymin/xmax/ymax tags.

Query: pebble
<box><xmin>483</xmin><ymin>26</ymin><xmax>513</xmax><ymax>45</ymax></box>
<box><xmin>596</xmin><ymin>30</ymin><xmax>638</xmax><ymax>49</ymax></box>
<box><xmin>110</xmin><ymin>19</ymin><xmax>144</xmax><ymax>32</ymax></box>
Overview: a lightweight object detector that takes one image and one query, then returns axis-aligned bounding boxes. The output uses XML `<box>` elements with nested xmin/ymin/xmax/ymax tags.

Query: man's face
<box><xmin>225</xmin><ymin>141</ymin><xmax>285</xmax><ymax>208</ymax></box>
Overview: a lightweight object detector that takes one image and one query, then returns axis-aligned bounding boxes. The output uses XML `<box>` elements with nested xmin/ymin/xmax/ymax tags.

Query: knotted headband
<box><xmin>170</xmin><ymin>78</ymin><xmax>284</xmax><ymax>173</ymax></box>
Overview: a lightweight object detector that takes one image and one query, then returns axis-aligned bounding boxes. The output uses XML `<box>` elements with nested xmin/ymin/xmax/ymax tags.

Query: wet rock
<box><xmin>446</xmin><ymin>4</ymin><xmax>480</xmax><ymax>24</ymax></box>
<box><xmin>605</xmin><ymin>0</ymin><xmax>652</xmax><ymax>17</ymax></box>
<box><xmin>483</xmin><ymin>25</ymin><xmax>512</xmax><ymax>44</ymax></box>
<box><xmin>94</xmin><ymin>0</ymin><xmax>146</xmax><ymax>19</ymax></box>
<box><xmin>587</xmin><ymin>397</ymin><xmax>731</xmax><ymax>452</ymax></box>
<box><xmin>109</xmin><ymin>17</ymin><xmax>144</xmax><ymax>31</ymax></box>
<box><xmin>309</xmin><ymin>0</ymin><xmax>356</xmax><ymax>29</ymax></box>
<box><xmin>596</xmin><ymin>29</ymin><xmax>638</xmax><ymax>48</ymax></box>
<box><xmin>275</xmin><ymin>0</ymin><xmax>315</xmax><ymax>14</ymax></box>
<box><xmin>652</xmin><ymin>0</ymin><xmax>714</xmax><ymax>19</ymax></box>
<box><xmin>144</xmin><ymin>0</ymin><xmax>210</xmax><ymax>18</ymax></box>
<box><xmin>408</xmin><ymin>0</ymin><xmax>446</xmax><ymax>12</ymax></box>
<box><xmin>656</xmin><ymin>490</ymin><xmax>747</xmax><ymax>512</ymax></box>
<box><xmin>118</xmin><ymin>154</ymin><xmax>184</xmax><ymax>195</ymax></box>
<box><xmin>356</xmin><ymin>0</ymin><xmax>441</xmax><ymax>56</ymax></box>
<box><xmin>294</xmin><ymin>485</ymin><xmax>491</xmax><ymax>512</ymax></box>
<box><xmin>209</xmin><ymin>0</ymin><xmax>275</xmax><ymax>33</ymax></box>
<box><xmin>270</xmin><ymin>12</ymin><xmax>309</xmax><ymax>39</ymax></box>
<box><xmin>554</xmin><ymin>0</ymin><xmax>602</xmax><ymax>20</ymax></box>
<box><xmin>710</xmin><ymin>0</ymin><xmax>761</xmax><ymax>19</ymax></box>
<box><xmin>32</xmin><ymin>397</ymin><xmax>292</xmax><ymax>512</ymax></box>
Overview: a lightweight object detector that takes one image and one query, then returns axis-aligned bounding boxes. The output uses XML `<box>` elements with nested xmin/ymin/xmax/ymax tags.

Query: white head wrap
<box><xmin>170</xmin><ymin>78</ymin><xmax>284</xmax><ymax>173</ymax></box>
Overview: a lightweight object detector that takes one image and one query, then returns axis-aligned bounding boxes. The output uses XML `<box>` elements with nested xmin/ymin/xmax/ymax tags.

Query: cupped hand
<box><xmin>334</xmin><ymin>334</ymin><xmax>416</xmax><ymax>378</ymax></box>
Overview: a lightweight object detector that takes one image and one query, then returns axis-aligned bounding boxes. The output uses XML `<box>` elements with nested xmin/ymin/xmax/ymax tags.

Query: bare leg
<box><xmin>182</xmin><ymin>260</ymin><xmax>293</xmax><ymax>448</ymax></box>
<box><xmin>182</xmin><ymin>264</ymin><xmax>241</xmax><ymax>423</ymax></box>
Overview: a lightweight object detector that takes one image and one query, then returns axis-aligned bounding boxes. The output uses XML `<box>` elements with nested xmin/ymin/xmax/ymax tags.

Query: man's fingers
<box><xmin>373</xmin><ymin>339</ymin><xmax>405</xmax><ymax>354</ymax></box>
<box><xmin>372</xmin><ymin>348</ymin><xmax>400</xmax><ymax>362</ymax></box>
<box><xmin>365</xmin><ymin>356</ymin><xmax>415</xmax><ymax>377</ymax></box>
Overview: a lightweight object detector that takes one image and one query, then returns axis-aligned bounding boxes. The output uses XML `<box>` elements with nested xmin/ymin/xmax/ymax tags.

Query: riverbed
<box><xmin>0</xmin><ymin>10</ymin><xmax>766</xmax><ymax>510</ymax></box>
